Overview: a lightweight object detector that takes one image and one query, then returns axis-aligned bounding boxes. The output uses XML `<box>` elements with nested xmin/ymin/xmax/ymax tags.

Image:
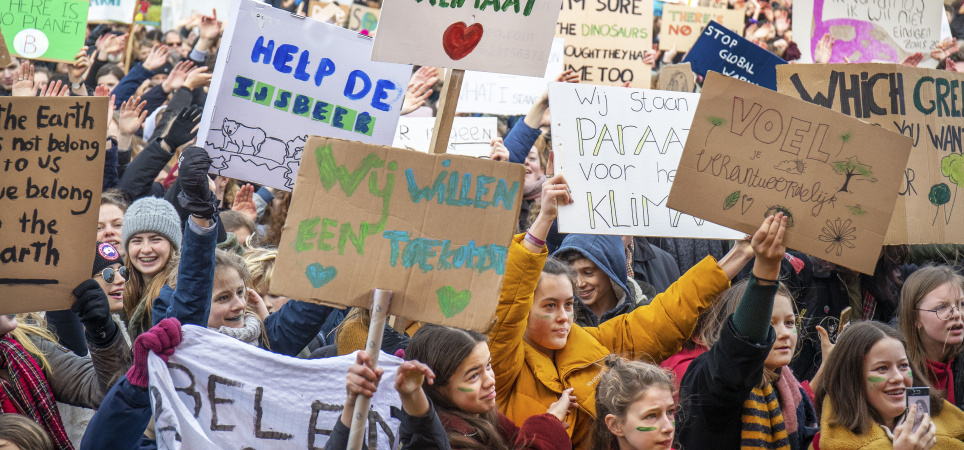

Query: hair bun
<box><xmin>603</xmin><ymin>354</ymin><xmax>622</xmax><ymax>369</ymax></box>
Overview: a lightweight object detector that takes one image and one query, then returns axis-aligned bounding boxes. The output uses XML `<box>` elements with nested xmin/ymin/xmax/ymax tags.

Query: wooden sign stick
<box><xmin>427</xmin><ymin>68</ymin><xmax>464</xmax><ymax>155</ymax></box>
<box><xmin>346</xmin><ymin>288</ymin><xmax>393</xmax><ymax>450</ymax></box>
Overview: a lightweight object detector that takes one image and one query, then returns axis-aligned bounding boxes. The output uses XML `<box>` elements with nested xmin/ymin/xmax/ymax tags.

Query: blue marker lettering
<box><xmin>474</xmin><ymin>175</ymin><xmax>494</xmax><ymax>209</ymax></box>
<box><xmin>314</xmin><ymin>58</ymin><xmax>336</xmax><ymax>87</ymax></box>
<box><xmin>344</xmin><ymin>70</ymin><xmax>372</xmax><ymax>101</ymax></box>
<box><xmin>251</xmin><ymin>36</ymin><xmax>273</xmax><ymax>64</ymax></box>
<box><xmin>383</xmin><ymin>230</ymin><xmax>410</xmax><ymax>266</ymax></box>
<box><xmin>273</xmin><ymin>44</ymin><xmax>298</xmax><ymax>74</ymax></box>
<box><xmin>371</xmin><ymin>79</ymin><xmax>397</xmax><ymax>112</ymax></box>
<box><xmin>294</xmin><ymin>51</ymin><xmax>312</xmax><ymax>81</ymax></box>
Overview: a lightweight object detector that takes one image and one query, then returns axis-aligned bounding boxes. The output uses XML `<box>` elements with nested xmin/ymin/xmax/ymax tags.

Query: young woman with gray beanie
<box><xmin>120</xmin><ymin>196</ymin><xmax>183</xmax><ymax>340</ymax></box>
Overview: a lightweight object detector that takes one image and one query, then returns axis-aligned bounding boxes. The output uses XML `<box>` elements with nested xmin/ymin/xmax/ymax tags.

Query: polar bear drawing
<box><xmin>222</xmin><ymin>119</ymin><xmax>267</xmax><ymax>156</ymax></box>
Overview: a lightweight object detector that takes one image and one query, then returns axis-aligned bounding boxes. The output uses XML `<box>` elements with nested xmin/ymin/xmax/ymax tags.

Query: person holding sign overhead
<box><xmin>488</xmin><ymin>165</ymin><xmax>750</xmax><ymax>448</ymax></box>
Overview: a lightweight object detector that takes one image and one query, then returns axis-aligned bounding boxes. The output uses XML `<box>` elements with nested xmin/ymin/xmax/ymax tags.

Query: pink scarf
<box><xmin>775</xmin><ymin>367</ymin><xmax>803</xmax><ymax>435</ymax></box>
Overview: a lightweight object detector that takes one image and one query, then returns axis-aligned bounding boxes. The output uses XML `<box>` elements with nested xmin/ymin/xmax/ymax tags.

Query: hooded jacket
<box><xmin>555</xmin><ymin>234</ymin><xmax>644</xmax><ymax>327</ymax></box>
<box><xmin>813</xmin><ymin>398</ymin><xmax>964</xmax><ymax>449</ymax></box>
<box><xmin>489</xmin><ymin>234</ymin><xmax>730</xmax><ymax>449</ymax></box>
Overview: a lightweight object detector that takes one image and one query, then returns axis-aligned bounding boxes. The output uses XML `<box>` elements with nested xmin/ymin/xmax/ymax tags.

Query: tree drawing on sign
<box><xmin>938</xmin><ymin>154</ymin><xmax>964</xmax><ymax>224</ymax></box>
<box><xmin>929</xmin><ymin>183</ymin><xmax>952</xmax><ymax>225</ymax></box>
<box><xmin>832</xmin><ymin>156</ymin><xmax>876</xmax><ymax>193</ymax></box>
<box><xmin>818</xmin><ymin>217</ymin><xmax>857</xmax><ymax>256</ymax></box>
<box><xmin>704</xmin><ymin>116</ymin><xmax>726</xmax><ymax>146</ymax></box>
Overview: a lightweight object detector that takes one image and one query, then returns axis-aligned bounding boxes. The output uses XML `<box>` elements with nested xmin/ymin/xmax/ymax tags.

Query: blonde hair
<box><xmin>123</xmin><ymin>249</ymin><xmax>177</xmax><ymax>333</ymax></box>
<box><xmin>242</xmin><ymin>248</ymin><xmax>276</xmax><ymax>296</ymax></box>
<box><xmin>10</xmin><ymin>313</ymin><xmax>59</xmax><ymax>373</ymax></box>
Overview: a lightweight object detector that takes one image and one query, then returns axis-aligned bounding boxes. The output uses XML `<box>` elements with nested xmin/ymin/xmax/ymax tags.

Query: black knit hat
<box><xmin>92</xmin><ymin>242</ymin><xmax>122</xmax><ymax>277</ymax></box>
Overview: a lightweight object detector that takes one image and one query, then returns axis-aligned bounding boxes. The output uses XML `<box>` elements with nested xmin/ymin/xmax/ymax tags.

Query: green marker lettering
<box><xmin>867</xmin><ymin>376</ymin><xmax>886</xmax><ymax>383</ymax></box>
<box><xmin>457</xmin><ymin>387</ymin><xmax>473</xmax><ymax>392</ymax></box>
<box><xmin>636</xmin><ymin>426</ymin><xmax>657</xmax><ymax>432</ymax></box>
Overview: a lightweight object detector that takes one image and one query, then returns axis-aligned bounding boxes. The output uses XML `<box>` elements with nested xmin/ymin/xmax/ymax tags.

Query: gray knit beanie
<box><xmin>122</xmin><ymin>198</ymin><xmax>182</xmax><ymax>252</ymax></box>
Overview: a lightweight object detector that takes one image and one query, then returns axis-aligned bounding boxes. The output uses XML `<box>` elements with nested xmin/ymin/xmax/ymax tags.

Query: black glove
<box><xmin>163</xmin><ymin>105</ymin><xmax>202</xmax><ymax>150</ymax></box>
<box><xmin>71</xmin><ymin>279</ymin><xmax>118</xmax><ymax>347</ymax></box>
<box><xmin>177</xmin><ymin>146</ymin><xmax>219</xmax><ymax>219</ymax></box>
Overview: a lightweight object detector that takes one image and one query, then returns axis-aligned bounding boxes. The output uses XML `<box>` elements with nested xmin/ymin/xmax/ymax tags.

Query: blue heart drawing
<box><xmin>305</xmin><ymin>263</ymin><xmax>337</xmax><ymax>288</ymax></box>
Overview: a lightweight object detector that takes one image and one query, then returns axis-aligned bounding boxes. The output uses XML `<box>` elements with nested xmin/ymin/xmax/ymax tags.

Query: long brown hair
<box><xmin>122</xmin><ymin>247</ymin><xmax>176</xmax><ymax>333</ymax></box>
<box><xmin>406</xmin><ymin>325</ymin><xmax>509</xmax><ymax>450</ymax></box>
<box><xmin>898</xmin><ymin>265</ymin><xmax>964</xmax><ymax>393</ymax></box>
<box><xmin>815</xmin><ymin>321</ymin><xmax>942</xmax><ymax>435</ymax></box>
<box><xmin>0</xmin><ymin>414</ymin><xmax>54</xmax><ymax>450</ymax></box>
<box><xmin>592</xmin><ymin>355</ymin><xmax>675</xmax><ymax>450</ymax></box>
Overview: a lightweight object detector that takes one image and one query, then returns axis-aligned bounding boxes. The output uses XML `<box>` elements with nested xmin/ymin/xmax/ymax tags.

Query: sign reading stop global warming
<box><xmin>149</xmin><ymin>326</ymin><xmax>404</xmax><ymax>449</ymax></box>
<box><xmin>393</xmin><ymin>116</ymin><xmax>497</xmax><ymax>158</ymax></box>
<box><xmin>197</xmin><ymin>0</ymin><xmax>411</xmax><ymax>191</ymax></box>
<box><xmin>556</xmin><ymin>0</ymin><xmax>654</xmax><ymax>88</ymax></box>
<box><xmin>371</xmin><ymin>0</ymin><xmax>563</xmax><ymax>77</ymax></box>
<box><xmin>777</xmin><ymin>63</ymin><xmax>964</xmax><ymax>245</ymax></box>
<box><xmin>550</xmin><ymin>82</ymin><xmax>741</xmax><ymax>239</ymax></box>
<box><xmin>273</xmin><ymin>137</ymin><xmax>523</xmax><ymax>331</ymax></box>
<box><xmin>667</xmin><ymin>72</ymin><xmax>912</xmax><ymax>274</ymax></box>
<box><xmin>660</xmin><ymin>3</ymin><xmax>744</xmax><ymax>52</ymax></box>
<box><xmin>0</xmin><ymin>97</ymin><xmax>108</xmax><ymax>314</ymax></box>
<box><xmin>793</xmin><ymin>0</ymin><xmax>944</xmax><ymax>68</ymax></box>
<box><xmin>684</xmin><ymin>21</ymin><xmax>786</xmax><ymax>90</ymax></box>
<box><xmin>0</xmin><ymin>0</ymin><xmax>89</xmax><ymax>63</ymax></box>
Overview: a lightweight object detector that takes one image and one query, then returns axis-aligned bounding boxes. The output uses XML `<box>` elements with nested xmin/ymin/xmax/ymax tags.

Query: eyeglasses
<box><xmin>97</xmin><ymin>266</ymin><xmax>129</xmax><ymax>284</ymax></box>
<box><xmin>916</xmin><ymin>303</ymin><xmax>963</xmax><ymax>321</ymax></box>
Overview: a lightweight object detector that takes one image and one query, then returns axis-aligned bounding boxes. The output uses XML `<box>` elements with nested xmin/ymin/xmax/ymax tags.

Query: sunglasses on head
<box><xmin>98</xmin><ymin>266</ymin><xmax>129</xmax><ymax>284</ymax></box>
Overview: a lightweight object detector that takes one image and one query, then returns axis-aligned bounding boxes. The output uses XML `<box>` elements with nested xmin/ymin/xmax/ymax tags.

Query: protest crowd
<box><xmin>3</xmin><ymin>0</ymin><xmax>964</xmax><ymax>449</ymax></box>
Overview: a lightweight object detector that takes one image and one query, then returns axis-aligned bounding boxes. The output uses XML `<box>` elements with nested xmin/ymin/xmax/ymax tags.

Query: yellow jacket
<box><xmin>814</xmin><ymin>398</ymin><xmax>964</xmax><ymax>449</ymax></box>
<box><xmin>488</xmin><ymin>234</ymin><xmax>730</xmax><ymax>449</ymax></box>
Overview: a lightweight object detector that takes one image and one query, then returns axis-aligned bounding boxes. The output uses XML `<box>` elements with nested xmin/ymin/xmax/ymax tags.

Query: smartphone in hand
<box><xmin>906</xmin><ymin>387</ymin><xmax>930</xmax><ymax>433</ymax></box>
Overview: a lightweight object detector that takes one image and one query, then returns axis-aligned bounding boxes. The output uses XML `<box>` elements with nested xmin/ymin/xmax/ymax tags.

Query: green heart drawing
<box><xmin>437</xmin><ymin>286</ymin><xmax>471</xmax><ymax>318</ymax></box>
<box><xmin>305</xmin><ymin>263</ymin><xmax>337</xmax><ymax>289</ymax></box>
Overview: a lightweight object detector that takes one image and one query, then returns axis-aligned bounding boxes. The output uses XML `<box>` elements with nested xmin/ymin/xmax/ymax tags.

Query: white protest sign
<box><xmin>160</xmin><ymin>0</ymin><xmax>232</xmax><ymax>33</ymax></box>
<box><xmin>371</xmin><ymin>0</ymin><xmax>563</xmax><ymax>77</ymax></box>
<box><xmin>393</xmin><ymin>117</ymin><xmax>497</xmax><ymax>157</ymax></box>
<box><xmin>148</xmin><ymin>326</ymin><xmax>403</xmax><ymax>449</ymax></box>
<box><xmin>456</xmin><ymin>38</ymin><xmax>564</xmax><ymax>115</ymax></box>
<box><xmin>197</xmin><ymin>0</ymin><xmax>412</xmax><ymax>190</ymax></box>
<box><xmin>88</xmin><ymin>0</ymin><xmax>137</xmax><ymax>23</ymax></box>
<box><xmin>549</xmin><ymin>82</ymin><xmax>742</xmax><ymax>239</ymax></box>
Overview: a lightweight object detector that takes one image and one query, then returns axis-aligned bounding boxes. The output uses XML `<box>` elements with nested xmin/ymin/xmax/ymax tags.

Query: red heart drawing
<box><xmin>442</xmin><ymin>22</ymin><xmax>483</xmax><ymax>60</ymax></box>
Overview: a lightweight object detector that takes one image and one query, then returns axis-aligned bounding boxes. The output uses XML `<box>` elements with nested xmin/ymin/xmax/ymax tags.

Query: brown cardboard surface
<box><xmin>659</xmin><ymin>62</ymin><xmax>695</xmax><ymax>92</ymax></box>
<box><xmin>0</xmin><ymin>97</ymin><xmax>108</xmax><ymax>313</ymax></box>
<box><xmin>308</xmin><ymin>1</ymin><xmax>349</xmax><ymax>26</ymax></box>
<box><xmin>273</xmin><ymin>137</ymin><xmax>523</xmax><ymax>331</ymax></box>
<box><xmin>667</xmin><ymin>72</ymin><xmax>911</xmax><ymax>274</ymax></box>
<box><xmin>659</xmin><ymin>4</ymin><xmax>744</xmax><ymax>51</ymax></box>
<box><xmin>777</xmin><ymin>64</ymin><xmax>964</xmax><ymax>245</ymax></box>
<box><xmin>0</xmin><ymin>33</ymin><xmax>10</xmax><ymax>68</ymax></box>
<box><xmin>556</xmin><ymin>0</ymin><xmax>654</xmax><ymax>88</ymax></box>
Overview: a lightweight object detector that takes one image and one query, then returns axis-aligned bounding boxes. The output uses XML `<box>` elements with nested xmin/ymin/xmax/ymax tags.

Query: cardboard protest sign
<box><xmin>0</xmin><ymin>97</ymin><xmax>108</xmax><ymax>313</ymax></box>
<box><xmin>273</xmin><ymin>137</ymin><xmax>523</xmax><ymax>331</ymax></box>
<box><xmin>683</xmin><ymin>21</ymin><xmax>786</xmax><ymax>90</ymax></box>
<box><xmin>308</xmin><ymin>0</ymin><xmax>349</xmax><ymax>26</ymax></box>
<box><xmin>659</xmin><ymin>62</ymin><xmax>695</xmax><ymax>92</ymax></box>
<box><xmin>666</xmin><ymin>72</ymin><xmax>912</xmax><ymax>274</ymax></box>
<box><xmin>659</xmin><ymin>3</ymin><xmax>743</xmax><ymax>51</ymax></box>
<box><xmin>777</xmin><ymin>64</ymin><xmax>964</xmax><ymax>245</ymax></box>
<box><xmin>457</xmin><ymin>38</ymin><xmax>564</xmax><ymax>115</ymax></box>
<box><xmin>89</xmin><ymin>0</ymin><xmax>137</xmax><ymax>23</ymax></box>
<box><xmin>556</xmin><ymin>0</ymin><xmax>654</xmax><ymax>88</ymax></box>
<box><xmin>160</xmin><ymin>0</ymin><xmax>230</xmax><ymax>32</ymax></box>
<box><xmin>0</xmin><ymin>33</ymin><xmax>11</xmax><ymax>68</ymax></box>
<box><xmin>792</xmin><ymin>0</ymin><xmax>944</xmax><ymax>68</ymax></box>
<box><xmin>149</xmin><ymin>326</ymin><xmax>403</xmax><ymax>449</ymax></box>
<box><xmin>196</xmin><ymin>0</ymin><xmax>411</xmax><ymax>191</ymax></box>
<box><xmin>346</xmin><ymin>3</ymin><xmax>379</xmax><ymax>35</ymax></box>
<box><xmin>393</xmin><ymin>117</ymin><xmax>497</xmax><ymax>158</ymax></box>
<box><xmin>371</xmin><ymin>0</ymin><xmax>562</xmax><ymax>77</ymax></box>
<box><xmin>0</xmin><ymin>0</ymin><xmax>89</xmax><ymax>63</ymax></box>
<box><xmin>549</xmin><ymin>82</ymin><xmax>741</xmax><ymax>239</ymax></box>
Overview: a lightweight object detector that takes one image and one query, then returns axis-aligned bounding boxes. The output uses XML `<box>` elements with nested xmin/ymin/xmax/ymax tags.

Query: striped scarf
<box><xmin>741</xmin><ymin>382</ymin><xmax>790</xmax><ymax>450</ymax></box>
<box><xmin>0</xmin><ymin>336</ymin><xmax>72</xmax><ymax>449</ymax></box>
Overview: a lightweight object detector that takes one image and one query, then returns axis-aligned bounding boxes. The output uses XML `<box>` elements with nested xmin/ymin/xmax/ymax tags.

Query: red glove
<box><xmin>126</xmin><ymin>318</ymin><xmax>182</xmax><ymax>388</ymax></box>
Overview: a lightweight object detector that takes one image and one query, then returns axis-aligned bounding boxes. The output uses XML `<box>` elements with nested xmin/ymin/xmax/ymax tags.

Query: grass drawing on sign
<box><xmin>835</xmin><ymin>132</ymin><xmax>852</xmax><ymax>157</ymax></box>
<box><xmin>847</xmin><ymin>204</ymin><xmax>867</xmax><ymax>216</ymax></box>
<box><xmin>206</xmin><ymin>118</ymin><xmax>307</xmax><ymax>189</ymax></box>
<box><xmin>832</xmin><ymin>156</ymin><xmax>876</xmax><ymax>194</ymax></box>
<box><xmin>818</xmin><ymin>217</ymin><xmax>857</xmax><ymax>256</ymax></box>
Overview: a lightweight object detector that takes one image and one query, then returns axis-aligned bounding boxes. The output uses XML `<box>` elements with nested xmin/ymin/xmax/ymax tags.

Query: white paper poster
<box><xmin>549</xmin><ymin>82</ymin><xmax>742</xmax><ymax>239</ymax></box>
<box><xmin>457</xmin><ymin>38</ymin><xmax>564</xmax><ymax>116</ymax></box>
<box><xmin>161</xmin><ymin>0</ymin><xmax>233</xmax><ymax>33</ymax></box>
<box><xmin>197</xmin><ymin>0</ymin><xmax>412</xmax><ymax>190</ymax></box>
<box><xmin>371</xmin><ymin>0</ymin><xmax>563</xmax><ymax>77</ymax></box>
<box><xmin>88</xmin><ymin>0</ymin><xmax>137</xmax><ymax>23</ymax></box>
<box><xmin>149</xmin><ymin>326</ymin><xmax>403</xmax><ymax>449</ymax></box>
<box><xmin>392</xmin><ymin>117</ymin><xmax>497</xmax><ymax>157</ymax></box>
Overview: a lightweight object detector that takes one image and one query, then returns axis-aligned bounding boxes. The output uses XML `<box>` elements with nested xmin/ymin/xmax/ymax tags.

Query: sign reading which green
<box><xmin>0</xmin><ymin>0</ymin><xmax>90</xmax><ymax>63</ymax></box>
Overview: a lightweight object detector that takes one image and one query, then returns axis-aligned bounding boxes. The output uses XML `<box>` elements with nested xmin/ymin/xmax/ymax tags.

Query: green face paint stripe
<box><xmin>867</xmin><ymin>376</ymin><xmax>886</xmax><ymax>383</ymax></box>
<box><xmin>636</xmin><ymin>426</ymin><xmax>657</xmax><ymax>432</ymax></box>
<box><xmin>457</xmin><ymin>387</ymin><xmax>473</xmax><ymax>392</ymax></box>
<box><xmin>543</xmin><ymin>315</ymin><xmax>551</xmax><ymax>319</ymax></box>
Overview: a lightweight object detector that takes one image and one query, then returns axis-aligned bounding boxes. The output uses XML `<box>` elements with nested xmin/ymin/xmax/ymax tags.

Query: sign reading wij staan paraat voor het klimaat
<box><xmin>550</xmin><ymin>82</ymin><xmax>742</xmax><ymax>240</ymax></box>
<box><xmin>273</xmin><ymin>137</ymin><xmax>524</xmax><ymax>332</ymax></box>
<box><xmin>667</xmin><ymin>72</ymin><xmax>912</xmax><ymax>275</ymax></box>
<box><xmin>0</xmin><ymin>0</ymin><xmax>89</xmax><ymax>63</ymax></box>
<box><xmin>196</xmin><ymin>0</ymin><xmax>412</xmax><ymax>190</ymax></box>
<box><xmin>684</xmin><ymin>20</ymin><xmax>786</xmax><ymax>90</ymax></box>
<box><xmin>371</xmin><ymin>0</ymin><xmax>563</xmax><ymax>77</ymax></box>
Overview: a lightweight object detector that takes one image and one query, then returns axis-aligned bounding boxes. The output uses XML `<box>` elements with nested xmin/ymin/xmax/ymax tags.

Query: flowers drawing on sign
<box><xmin>705</xmin><ymin>116</ymin><xmax>726</xmax><ymax>146</ymax></box>
<box><xmin>818</xmin><ymin>217</ymin><xmax>857</xmax><ymax>256</ymax></box>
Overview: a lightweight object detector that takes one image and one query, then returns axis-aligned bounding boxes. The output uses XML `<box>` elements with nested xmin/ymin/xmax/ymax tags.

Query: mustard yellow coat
<box><xmin>488</xmin><ymin>234</ymin><xmax>730</xmax><ymax>449</ymax></box>
<box><xmin>814</xmin><ymin>398</ymin><xmax>964</xmax><ymax>449</ymax></box>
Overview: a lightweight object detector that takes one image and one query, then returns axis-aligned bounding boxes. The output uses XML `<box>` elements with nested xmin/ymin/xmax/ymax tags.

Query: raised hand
<box><xmin>401</xmin><ymin>77</ymin><xmax>435</xmax><ymax>115</ymax></box>
<box><xmin>199</xmin><ymin>9</ymin><xmax>223</xmax><ymax>41</ymax></box>
<box><xmin>346</xmin><ymin>350</ymin><xmax>384</xmax><ymax>402</ymax></box>
<box><xmin>247</xmin><ymin>289</ymin><xmax>270</xmax><ymax>320</ymax></box>
<box><xmin>555</xmin><ymin>69</ymin><xmax>580</xmax><ymax>84</ymax></box>
<box><xmin>69</xmin><ymin>46</ymin><xmax>90</xmax><ymax>85</ymax></box>
<box><xmin>537</xmin><ymin>172</ymin><xmax>573</xmax><ymax>225</ymax></box>
<box><xmin>162</xmin><ymin>60</ymin><xmax>195</xmax><ymax>93</ymax></box>
<box><xmin>183</xmin><ymin>66</ymin><xmax>212</xmax><ymax>90</ymax></box>
<box><xmin>11</xmin><ymin>61</ymin><xmax>35</xmax><ymax>97</ymax></box>
<box><xmin>901</xmin><ymin>52</ymin><xmax>924</xmax><ymax>67</ymax></box>
<box><xmin>163</xmin><ymin>105</ymin><xmax>203</xmax><ymax>150</ymax></box>
<box><xmin>231</xmin><ymin>184</ymin><xmax>258</xmax><ymax>222</ymax></box>
<box><xmin>893</xmin><ymin>404</ymin><xmax>936</xmax><ymax>450</ymax></box>
<box><xmin>38</xmin><ymin>80</ymin><xmax>70</xmax><ymax>97</ymax></box>
<box><xmin>143</xmin><ymin>44</ymin><xmax>171</xmax><ymax>72</ymax></box>
<box><xmin>750</xmin><ymin>212</ymin><xmax>787</xmax><ymax>281</ymax></box>
<box><xmin>546</xmin><ymin>387</ymin><xmax>576</xmax><ymax>428</ymax></box>
<box><xmin>488</xmin><ymin>137</ymin><xmax>509</xmax><ymax>162</ymax></box>
<box><xmin>118</xmin><ymin>96</ymin><xmax>148</xmax><ymax>137</ymax></box>
<box><xmin>409</xmin><ymin>66</ymin><xmax>439</xmax><ymax>86</ymax></box>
